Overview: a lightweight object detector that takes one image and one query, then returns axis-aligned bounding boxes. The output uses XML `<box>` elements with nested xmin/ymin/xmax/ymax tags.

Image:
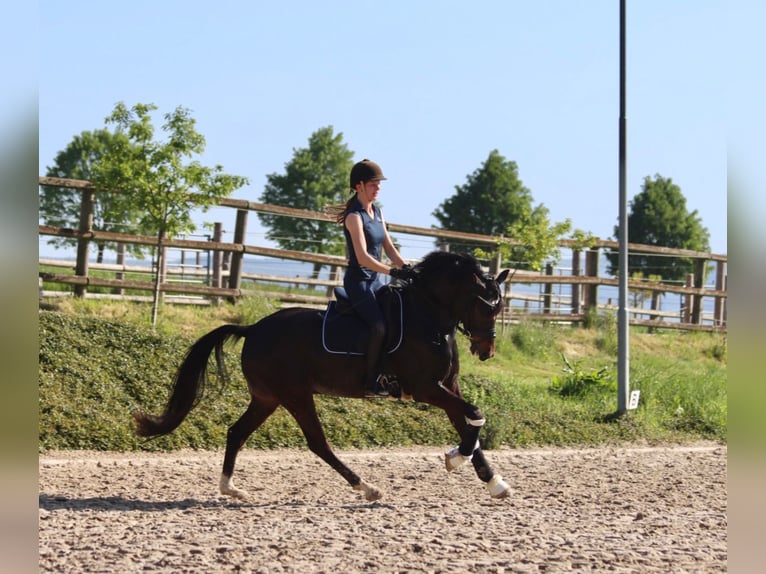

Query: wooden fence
<box><xmin>38</xmin><ymin>176</ymin><xmax>727</xmax><ymax>332</ymax></box>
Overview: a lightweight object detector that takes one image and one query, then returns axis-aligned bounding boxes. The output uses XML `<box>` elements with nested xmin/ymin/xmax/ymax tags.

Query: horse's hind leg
<box><xmin>284</xmin><ymin>396</ymin><xmax>382</xmax><ymax>502</ymax></box>
<box><xmin>219</xmin><ymin>398</ymin><xmax>278</xmax><ymax>500</ymax></box>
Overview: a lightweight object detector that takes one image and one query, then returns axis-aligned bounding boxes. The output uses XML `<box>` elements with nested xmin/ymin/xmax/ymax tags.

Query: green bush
<box><xmin>549</xmin><ymin>355</ymin><xmax>615</xmax><ymax>398</ymax></box>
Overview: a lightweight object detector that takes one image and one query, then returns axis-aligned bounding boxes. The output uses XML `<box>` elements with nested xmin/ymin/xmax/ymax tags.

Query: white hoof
<box><xmin>219</xmin><ymin>474</ymin><xmax>249</xmax><ymax>500</ymax></box>
<box><xmin>444</xmin><ymin>447</ymin><xmax>472</xmax><ymax>472</ymax></box>
<box><xmin>353</xmin><ymin>481</ymin><xmax>382</xmax><ymax>502</ymax></box>
<box><xmin>486</xmin><ymin>474</ymin><xmax>510</xmax><ymax>499</ymax></box>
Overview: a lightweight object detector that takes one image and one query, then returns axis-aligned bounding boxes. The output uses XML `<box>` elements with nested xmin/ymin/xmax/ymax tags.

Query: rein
<box><xmin>404</xmin><ymin>282</ymin><xmax>458</xmax><ymax>337</ymax></box>
<box><xmin>408</xmin><ymin>278</ymin><xmax>500</xmax><ymax>343</ymax></box>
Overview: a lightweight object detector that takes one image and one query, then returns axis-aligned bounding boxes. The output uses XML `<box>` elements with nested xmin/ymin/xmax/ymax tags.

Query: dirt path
<box><xmin>39</xmin><ymin>444</ymin><xmax>726</xmax><ymax>573</ymax></box>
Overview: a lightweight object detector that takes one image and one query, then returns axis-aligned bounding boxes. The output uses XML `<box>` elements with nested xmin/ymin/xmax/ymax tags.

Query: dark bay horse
<box><xmin>133</xmin><ymin>251</ymin><xmax>511</xmax><ymax>501</ymax></box>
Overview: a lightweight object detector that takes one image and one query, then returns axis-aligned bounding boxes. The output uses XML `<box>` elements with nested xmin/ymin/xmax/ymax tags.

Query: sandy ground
<box><xmin>39</xmin><ymin>443</ymin><xmax>726</xmax><ymax>573</ymax></box>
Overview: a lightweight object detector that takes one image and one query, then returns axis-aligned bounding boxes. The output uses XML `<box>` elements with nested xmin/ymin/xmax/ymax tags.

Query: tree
<box><xmin>606</xmin><ymin>174</ymin><xmax>710</xmax><ymax>283</ymax></box>
<box><xmin>258</xmin><ymin>126</ymin><xmax>354</xmax><ymax>280</ymax></box>
<box><xmin>434</xmin><ymin>149</ymin><xmax>573</xmax><ymax>271</ymax></box>
<box><xmin>432</xmin><ymin>149</ymin><xmax>536</xmax><ymax>254</ymax></box>
<box><xmin>40</xmin><ymin>129</ymin><xmax>148</xmax><ymax>262</ymax></box>
<box><xmin>498</xmin><ymin>211</ymin><xmax>573</xmax><ymax>272</ymax></box>
<box><xmin>91</xmin><ymin>102</ymin><xmax>249</xmax><ymax>325</ymax></box>
<box><xmin>475</xmin><ymin>207</ymin><xmax>588</xmax><ymax>274</ymax></box>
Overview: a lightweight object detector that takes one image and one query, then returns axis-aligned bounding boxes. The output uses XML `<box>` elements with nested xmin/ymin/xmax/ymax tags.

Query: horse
<box><xmin>133</xmin><ymin>251</ymin><xmax>511</xmax><ymax>502</ymax></box>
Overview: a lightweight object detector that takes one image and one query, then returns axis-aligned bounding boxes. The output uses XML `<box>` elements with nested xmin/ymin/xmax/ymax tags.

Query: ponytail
<box><xmin>335</xmin><ymin>193</ymin><xmax>357</xmax><ymax>225</ymax></box>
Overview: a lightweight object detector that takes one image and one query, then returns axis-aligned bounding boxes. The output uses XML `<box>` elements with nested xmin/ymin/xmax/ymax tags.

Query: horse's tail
<box><xmin>133</xmin><ymin>324</ymin><xmax>249</xmax><ymax>438</ymax></box>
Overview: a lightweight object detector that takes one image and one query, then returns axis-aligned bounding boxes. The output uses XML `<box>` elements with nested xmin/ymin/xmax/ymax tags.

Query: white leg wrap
<box><xmin>444</xmin><ymin>446</ymin><xmax>472</xmax><ymax>471</ymax></box>
<box><xmin>486</xmin><ymin>474</ymin><xmax>510</xmax><ymax>499</ymax></box>
<box><xmin>465</xmin><ymin>416</ymin><xmax>486</xmax><ymax>427</ymax></box>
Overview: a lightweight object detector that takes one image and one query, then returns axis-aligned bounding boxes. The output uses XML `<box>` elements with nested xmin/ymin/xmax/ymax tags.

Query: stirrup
<box><xmin>364</xmin><ymin>374</ymin><xmax>390</xmax><ymax>398</ymax></box>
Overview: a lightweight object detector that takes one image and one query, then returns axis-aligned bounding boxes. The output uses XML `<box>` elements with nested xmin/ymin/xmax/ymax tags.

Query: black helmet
<box><xmin>350</xmin><ymin>159</ymin><xmax>386</xmax><ymax>189</ymax></box>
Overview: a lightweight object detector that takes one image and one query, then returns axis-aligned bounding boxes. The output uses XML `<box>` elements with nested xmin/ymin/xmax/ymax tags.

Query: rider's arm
<box><xmin>345</xmin><ymin>212</ymin><xmax>394</xmax><ymax>274</ymax></box>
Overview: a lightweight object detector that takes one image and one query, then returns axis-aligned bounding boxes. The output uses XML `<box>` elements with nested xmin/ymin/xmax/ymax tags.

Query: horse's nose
<box><xmin>479</xmin><ymin>344</ymin><xmax>495</xmax><ymax>361</ymax></box>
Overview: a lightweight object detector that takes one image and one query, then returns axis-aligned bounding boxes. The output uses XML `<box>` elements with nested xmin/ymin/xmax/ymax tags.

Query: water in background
<box><xmin>39</xmin><ymin>237</ymin><xmax>722</xmax><ymax>325</ymax></box>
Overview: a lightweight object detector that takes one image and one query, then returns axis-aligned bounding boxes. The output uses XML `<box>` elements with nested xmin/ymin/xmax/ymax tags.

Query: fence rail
<box><xmin>38</xmin><ymin>177</ymin><xmax>727</xmax><ymax>332</ymax></box>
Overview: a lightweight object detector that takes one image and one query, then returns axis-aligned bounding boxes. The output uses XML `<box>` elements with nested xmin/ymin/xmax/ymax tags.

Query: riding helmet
<box><xmin>350</xmin><ymin>159</ymin><xmax>386</xmax><ymax>189</ymax></box>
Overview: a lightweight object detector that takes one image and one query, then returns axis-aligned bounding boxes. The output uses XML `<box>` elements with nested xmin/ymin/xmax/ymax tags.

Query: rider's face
<box><xmin>359</xmin><ymin>180</ymin><xmax>381</xmax><ymax>200</ymax></box>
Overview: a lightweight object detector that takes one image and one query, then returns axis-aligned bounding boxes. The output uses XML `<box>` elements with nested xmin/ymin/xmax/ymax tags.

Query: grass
<box><xmin>38</xmin><ymin>297</ymin><xmax>727</xmax><ymax>452</ymax></box>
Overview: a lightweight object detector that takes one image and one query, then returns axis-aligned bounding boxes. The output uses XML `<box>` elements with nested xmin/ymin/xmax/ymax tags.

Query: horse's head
<box><xmin>461</xmin><ymin>268</ymin><xmax>509</xmax><ymax>360</ymax></box>
<box><xmin>412</xmin><ymin>252</ymin><xmax>509</xmax><ymax>361</ymax></box>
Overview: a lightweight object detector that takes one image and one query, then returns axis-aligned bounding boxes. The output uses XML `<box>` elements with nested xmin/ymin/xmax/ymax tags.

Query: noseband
<box><xmin>457</xmin><ymin>322</ymin><xmax>497</xmax><ymax>341</ymax></box>
<box><xmin>457</xmin><ymin>276</ymin><xmax>503</xmax><ymax>342</ymax></box>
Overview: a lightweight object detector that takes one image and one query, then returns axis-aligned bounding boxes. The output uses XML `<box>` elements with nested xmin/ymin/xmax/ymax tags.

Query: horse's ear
<box><xmin>496</xmin><ymin>269</ymin><xmax>510</xmax><ymax>285</ymax></box>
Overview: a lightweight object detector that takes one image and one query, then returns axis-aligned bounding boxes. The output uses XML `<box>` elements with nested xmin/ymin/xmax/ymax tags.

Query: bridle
<box><xmin>456</xmin><ymin>278</ymin><xmax>503</xmax><ymax>342</ymax></box>
<box><xmin>403</xmin><ymin>268</ymin><xmax>504</xmax><ymax>344</ymax></box>
<box><xmin>456</xmin><ymin>322</ymin><xmax>496</xmax><ymax>341</ymax></box>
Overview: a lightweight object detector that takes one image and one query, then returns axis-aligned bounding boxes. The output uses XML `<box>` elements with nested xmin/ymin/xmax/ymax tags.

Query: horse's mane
<box><xmin>414</xmin><ymin>251</ymin><xmax>483</xmax><ymax>281</ymax></box>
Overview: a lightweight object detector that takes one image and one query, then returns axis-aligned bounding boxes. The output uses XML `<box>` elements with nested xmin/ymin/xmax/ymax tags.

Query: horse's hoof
<box><xmin>444</xmin><ymin>447</ymin><xmax>471</xmax><ymax>472</ymax></box>
<box><xmin>353</xmin><ymin>481</ymin><xmax>382</xmax><ymax>502</ymax></box>
<box><xmin>219</xmin><ymin>475</ymin><xmax>249</xmax><ymax>500</ymax></box>
<box><xmin>487</xmin><ymin>474</ymin><xmax>510</xmax><ymax>499</ymax></box>
<box><xmin>230</xmin><ymin>490</ymin><xmax>249</xmax><ymax>500</ymax></box>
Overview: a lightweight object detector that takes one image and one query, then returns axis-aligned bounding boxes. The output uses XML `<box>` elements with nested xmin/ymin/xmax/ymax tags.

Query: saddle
<box><xmin>321</xmin><ymin>285</ymin><xmax>404</xmax><ymax>355</ymax></box>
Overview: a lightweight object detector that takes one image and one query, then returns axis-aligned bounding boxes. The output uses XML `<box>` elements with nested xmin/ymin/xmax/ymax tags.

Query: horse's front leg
<box><xmin>420</xmin><ymin>374</ymin><xmax>510</xmax><ymax>500</ymax></box>
<box><xmin>468</xmin><ymin>449</ymin><xmax>511</xmax><ymax>499</ymax></box>
<box><xmin>442</xmin><ymin>394</ymin><xmax>510</xmax><ymax>499</ymax></box>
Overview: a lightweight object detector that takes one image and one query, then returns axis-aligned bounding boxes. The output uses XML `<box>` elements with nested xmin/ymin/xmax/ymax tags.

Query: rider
<box><xmin>336</xmin><ymin>159</ymin><xmax>414</xmax><ymax>397</ymax></box>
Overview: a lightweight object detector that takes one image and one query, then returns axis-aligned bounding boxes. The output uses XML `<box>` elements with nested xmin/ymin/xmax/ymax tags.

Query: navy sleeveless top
<box><xmin>343</xmin><ymin>196</ymin><xmax>385</xmax><ymax>282</ymax></box>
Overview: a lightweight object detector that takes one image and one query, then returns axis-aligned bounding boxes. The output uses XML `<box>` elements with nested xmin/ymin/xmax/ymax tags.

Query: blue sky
<box><xmin>38</xmin><ymin>0</ymin><xmax>730</xmax><ymax>259</ymax></box>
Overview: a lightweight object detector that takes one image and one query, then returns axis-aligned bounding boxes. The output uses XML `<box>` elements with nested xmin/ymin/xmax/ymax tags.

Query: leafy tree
<box><xmin>40</xmin><ymin>129</ymin><xmax>147</xmax><ymax>262</ymax></box>
<box><xmin>476</xmin><ymin>208</ymin><xmax>580</xmax><ymax>274</ymax></box>
<box><xmin>436</xmin><ymin>149</ymin><xmax>576</xmax><ymax>271</ymax></box>
<box><xmin>501</xmin><ymin>211</ymin><xmax>573</xmax><ymax>272</ymax></box>
<box><xmin>258</xmin><ymin>126</ymin><xmax>354</xmax><ymax>280</ymax></box>
<box><xmin>432</xmin><ymin>149</ymin><xmax>536</xmax><ymax>254</ymax></box>
<box><xmin>606</xmin><ymin>174</ymin><xmax>710</xmax><ymax>282</ymax></box>
<box><xmin>91</xmin><ymin>102</ymin><xmax>248</xmax><ymax>325</ymax></box>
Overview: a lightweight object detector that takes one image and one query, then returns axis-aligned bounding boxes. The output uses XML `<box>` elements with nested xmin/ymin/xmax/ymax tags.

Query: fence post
<box><xmin>714</xmin><ymin>261</ymin><xmax>726</xmax><ymax>327</ymax></box>
<box><xmin>74</xmin><ymin>188</ymin><xmax>95</xmax><ymax>298</ymax></box>
<box><xmin>209</xmin><ymin>223</ymin><xmax>223</xmax><ymax>306</ymax></box>
<box><xmin>212</xmin><ymin>223</ymin><xmax>223</xmax><ymax>289</ymax></box>
<box><xmin>227</xmin><ymin>209</ymin><xmax>248</xmax><ymax>302</ymax></box>
<box><xmin>649</xmin><ymin>291</ymin><xmax>662</xmax><ymax>333</ymax></box>
<box><xmin>682</xmin><ymin>273</ymin><xmax>693</xmax><ymax>324</ymax></box>
<box><xmin>327</xmin><ymin>265</ymin><xmax>341</xmax><ymax>298</ymax></box>
<box><xmin>113</xmin><ymin>243</ymin><xmax>126</xmax><ymax>296</ymax></box>
<box><xmin>583</xmin><ymin>248</ymin><xmax>599</xmax><ymax>314</ymax></box>
<box><xmin>571</xmin><ymin>249</ymin><xmax>581</xmax><ymax>316</ymax></box>
<box><xmin>493</xmin><ymin>249</ymin><xmax>502</xmax><ymax>275</ymax></box>
<box><xmin>543</xmin><ymin>263</ymin><xmax>553</xmax><ymax>314</ymax></box>
<box><xmin>691</xmin><ymin>259</ymin><xmax>705</xmax><ymax>324</ymax></box>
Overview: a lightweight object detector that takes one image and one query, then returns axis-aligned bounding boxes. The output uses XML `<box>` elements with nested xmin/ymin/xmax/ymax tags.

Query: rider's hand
<box><xmin>390</xmin><ymin>264</ymin><xmax>416</xmax><ymax>282</ymax></box>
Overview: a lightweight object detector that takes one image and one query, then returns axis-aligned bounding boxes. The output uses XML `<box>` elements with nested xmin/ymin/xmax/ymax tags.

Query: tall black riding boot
<box><xmin>363</xmin><ymin>322</ymin><xmax>388</xmax><ymax>398</ymax></box>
